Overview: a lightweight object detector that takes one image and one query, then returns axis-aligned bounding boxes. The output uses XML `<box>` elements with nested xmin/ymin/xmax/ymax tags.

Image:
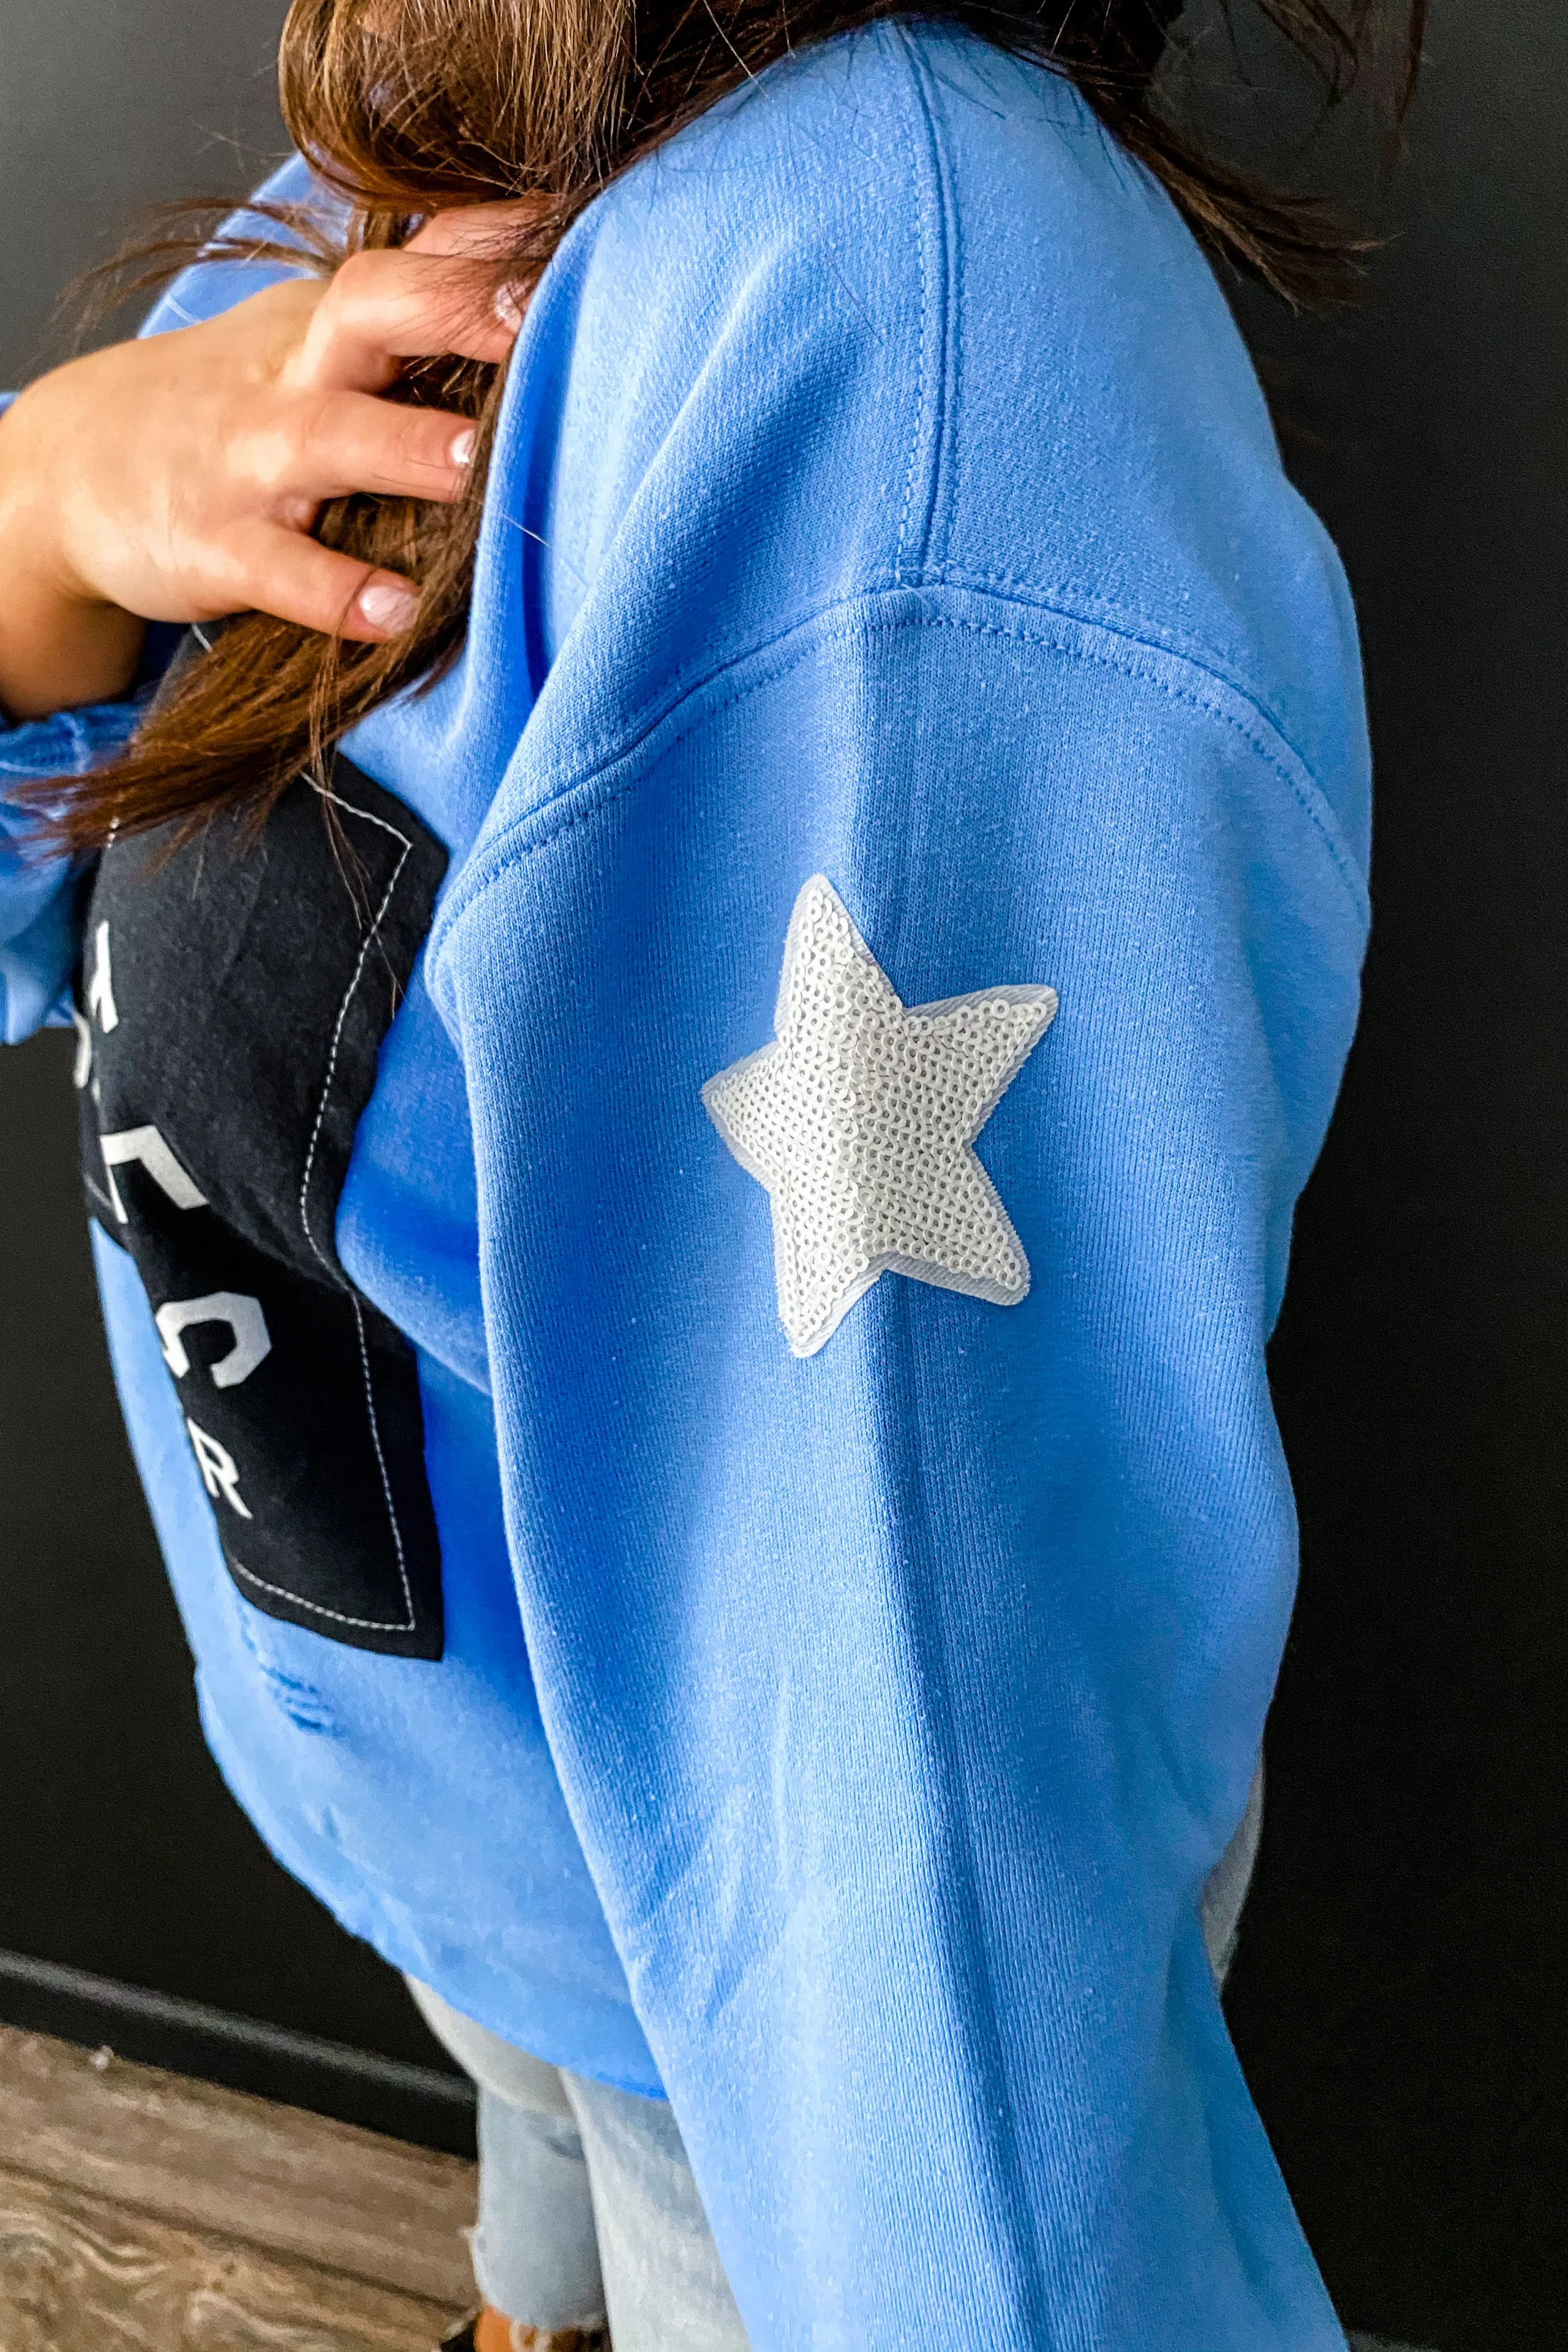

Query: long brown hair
<box><xmin>42</xmin><ymin>0</ymin><xmax>1426</xmax><ymax>853</ymax></box>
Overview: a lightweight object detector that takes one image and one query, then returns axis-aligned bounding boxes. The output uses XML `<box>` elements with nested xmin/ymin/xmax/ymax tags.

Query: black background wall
<box><xmin>1</xmin><ymin>6</ymin><xmax>1562</xmax><ymax>2349</ymax></box>
<box><xmin>1218</xmin><ymin>9</ymin><xmax>1568</xmax><ymax>2345</ymax></box>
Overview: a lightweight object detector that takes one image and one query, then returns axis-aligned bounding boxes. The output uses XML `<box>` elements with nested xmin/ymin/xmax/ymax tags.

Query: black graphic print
<box><xmin>75</xmin><ymin>759</ymin><xmax>449</xmax><ymax>1659</ymax></box>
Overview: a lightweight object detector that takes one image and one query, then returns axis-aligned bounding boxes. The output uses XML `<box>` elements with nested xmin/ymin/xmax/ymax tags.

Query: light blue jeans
<box><xmin>410</xmin><ymin>1759</ymin><xmax>1265</xmax><ymax>2346</ymax></box>
<box><xmin>408</xmin><ymin>1975</ymin><xmax>749</xmax><ymax>2348</ymax></box>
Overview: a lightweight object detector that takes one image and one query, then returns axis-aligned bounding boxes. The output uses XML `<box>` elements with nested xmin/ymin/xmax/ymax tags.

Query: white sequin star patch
<box><xmin>702</xmin><ymin>876</ymin><xmax>1058</xmax><ymax>1357</ymax></box>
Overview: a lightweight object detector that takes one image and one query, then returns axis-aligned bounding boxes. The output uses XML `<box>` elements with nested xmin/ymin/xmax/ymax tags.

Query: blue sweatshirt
<box><xmin>0</xmin><ymin>23</ymin><xmax>1370</xmax><ymax>2348</ymax></box>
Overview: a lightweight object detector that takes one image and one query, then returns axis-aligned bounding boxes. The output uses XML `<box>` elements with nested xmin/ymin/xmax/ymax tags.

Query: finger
<box><xmin>292</xmin><ymin>247</ymin><xmax>520</xmax><ymax>395</ymax></box>
<box><xmin>292</xmin><ymin>388</ymin><xmax>478</xmax><ymax>503</ymax></box>
<box><xmin>213</xmin><ymin>521</ymin><xmax>421</xmax><ymax>644</ymax></box>
<box><xmin>405</xmin><ymin>197</ymin><xmax>551</xmax><ymax>260</ymax></box>
<box><xmin>407</xmin><ymin>205</ymin><xmax>550</xmax><ymax>338</ymax></box>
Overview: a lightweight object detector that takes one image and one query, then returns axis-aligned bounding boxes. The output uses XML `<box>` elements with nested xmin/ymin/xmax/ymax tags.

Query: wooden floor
<box><xmin>0</xmin><ymin>2024</ymin><xmax>476</xmax><ymax>2351</ymax></box>
<box><xmin>0</xmin><ymin>2022</ymin><xmax>1442</xmax><ymax>2352</ymax></box>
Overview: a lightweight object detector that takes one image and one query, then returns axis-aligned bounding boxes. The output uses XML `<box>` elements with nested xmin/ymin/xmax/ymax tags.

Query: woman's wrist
<box><xmin>0</xmin><ymin>575</ymin><xmax>147</xmax><ymax>725</ymax></box>
<box><xmin>0</xmin><ymin>384</ymin><xmax>147</xmax><ymax>723</ymax></box>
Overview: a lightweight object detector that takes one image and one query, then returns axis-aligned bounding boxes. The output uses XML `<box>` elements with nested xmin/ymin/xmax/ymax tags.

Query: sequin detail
<box><xmin>703</xmin><ymin>876</ymin><xmax>1058</xmax><ymax>1356</ymax></box>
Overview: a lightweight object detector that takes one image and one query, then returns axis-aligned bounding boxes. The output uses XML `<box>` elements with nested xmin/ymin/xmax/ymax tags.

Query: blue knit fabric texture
<box><xmin>2</xmin><ymin>26</ymin><xmax>1370</xmax><ymax>2346</ymax></box>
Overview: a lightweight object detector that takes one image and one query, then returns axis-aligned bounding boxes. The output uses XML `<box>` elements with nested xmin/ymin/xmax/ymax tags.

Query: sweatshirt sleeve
<box><xmin>0</xmin><ymin>390</ymin><xmax>92</xmax><ymax>1037</ymax></box>
<box><xmin>0</xmin><ymin>699</ymin><xmax>146</xmax><ymax>1042</ymax></box>
<box><xmin>421</xmin><ymin>33</ymin><xmax>1368</xmax><ymax>2346</ymax></box>
<box><xmin>430</xmin><ymin>601</ymin><xmax>1363</xmax><ymax>2351</ymax></box>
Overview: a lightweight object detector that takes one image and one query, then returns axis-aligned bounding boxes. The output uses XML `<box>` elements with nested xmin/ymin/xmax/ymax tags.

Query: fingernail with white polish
<box><xmin>358</xmin><ymin>581</ymin><xmax>420</xmax><ymax>637</ymax></box>
<box><xmin>493</xmin><ymin>284</ymin><xmax>525</xmax><ymax>333</ymax></box>
<box><xmin>450</xmin><ymin>426</ymin><xmax>477</xmax><ymax>468</ymax></box>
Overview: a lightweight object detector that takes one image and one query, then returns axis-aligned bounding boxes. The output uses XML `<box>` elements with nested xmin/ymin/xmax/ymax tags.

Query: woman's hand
<box><xmin>0</xmin><ymin>206</ymin><xmax>532</xmax><ymax>722</ymax></box>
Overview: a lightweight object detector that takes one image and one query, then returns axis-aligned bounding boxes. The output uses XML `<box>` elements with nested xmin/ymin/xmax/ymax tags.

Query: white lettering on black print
<box><xmin>76</xmin><ymin>750</ymin><xmax>450</xmax><ymax>1656</ymax></box>
<box><xmin>70</xmin><ymin>1009</ymin><xmax>93</xmax><ymax>1090</ymax></box>
<box><xmin>99</xmin><ymin>1125</ymin><xmax>209</xmax><ymax>1223</ymax></box>
<box><xmin>86</xmin><ymin>919</ymin><xmax>119</xmax><ymax>1033</ymax></box>
<box><xmin>155</xmin><ymin>1293</ymin><xmax>273</xmax><ymax>1390</ymax></box>
<box><xmin>186</xmin><ymin>1418</ymin><xmax>254</xmax><ymax>1520</ymax></box>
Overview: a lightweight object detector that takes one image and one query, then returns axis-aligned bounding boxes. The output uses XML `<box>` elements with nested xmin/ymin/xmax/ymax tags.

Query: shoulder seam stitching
<box><xmin>898</xmin><ymin>27</ymin><xmax>959</xmax><ymax>581</ymax></box>
<box><xmin>433</xmin><ymin>589</ymin><xmax>1368</xmax><ymax>955</ymax></box>
<box><xmin>892</xmin><ymin>24</ymin><xmax>936</xmax><ymax>586</ymax></box>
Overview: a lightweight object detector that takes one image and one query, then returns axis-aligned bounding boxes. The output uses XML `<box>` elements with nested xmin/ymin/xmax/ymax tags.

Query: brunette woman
<box><xmin>0</xmin><ymin>2</ymin><xmax>1420</xmax><ymax>2345</ymax></box>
